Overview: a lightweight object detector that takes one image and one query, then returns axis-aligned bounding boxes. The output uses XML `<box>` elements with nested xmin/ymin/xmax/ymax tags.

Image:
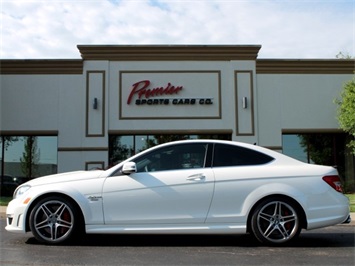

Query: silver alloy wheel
<box><xmin>256</xmin><ymin>200</ymin><xmax>299</xmax><ymax>243</ymax></box>
<box><xmin>32</xmin><ymin>200</ymin><xmax>74</xmax><ymax>243</ymax></box>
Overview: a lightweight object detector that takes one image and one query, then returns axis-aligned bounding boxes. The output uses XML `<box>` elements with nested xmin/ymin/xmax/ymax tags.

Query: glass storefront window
<box><xmin>0</xmin><ymin>140</ymin><xmax>2</xmax><ymax>178</ymax></box>
<box><xmin>135</xmin><ymin>135</ymin><xmax>149</xmax><ymax>154</ymax></box>
<box><xmin>109</xmin><ymin>135</ymin><xmax>134</xmax><ymax>167</ymax></box>
<box><xmin>0</xmin><ymin>136</ymin><xmax>58</xmax><ymax>196</ymax></box>
<box><xmin>282</xmin><ymin>135</ymin><xmax>309</xmax><ymax>163</ymax></box>
<box><xmin>282</xmin><ymin>133</ymin><xmax>355</xmax><ymax>193</ymax></box>
<box><xmin>109</xmin><ymin>133</ymin><xmax>231</xmax><ymax>166</ymax></box>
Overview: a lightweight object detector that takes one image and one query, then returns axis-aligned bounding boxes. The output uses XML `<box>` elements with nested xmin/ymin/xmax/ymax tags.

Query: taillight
<box><xmin>322</xmin><ymin>175</ymin><xmax>343</xmax><ymax>193</ymax></box>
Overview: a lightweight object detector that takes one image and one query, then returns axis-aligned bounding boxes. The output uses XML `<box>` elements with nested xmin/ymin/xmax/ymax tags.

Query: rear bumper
<box><xmin>342</xmin><ymin>214</ymin><xmax>351</xmax><ymax>224</ymax></box>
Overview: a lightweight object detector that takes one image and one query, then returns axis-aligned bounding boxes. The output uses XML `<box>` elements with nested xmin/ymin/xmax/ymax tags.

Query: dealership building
<box><xmin>1</xmin><ymin>45</ymin><xmax>354</xmax><ymax>190</ymax></box>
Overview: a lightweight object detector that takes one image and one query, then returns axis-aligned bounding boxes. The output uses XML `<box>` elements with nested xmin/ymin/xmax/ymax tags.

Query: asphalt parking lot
<box><xmin>1</xmin><ymin>207</ymin><xmax>354</xmax><ymax>266</ymax></box>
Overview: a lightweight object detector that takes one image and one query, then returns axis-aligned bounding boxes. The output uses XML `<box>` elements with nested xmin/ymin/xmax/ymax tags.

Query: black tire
<box><xmin>29</xmin><ymin>196</ymin><xmax>81</xmax><ymax>244</ymax></box>
<box><xmin>250</xmin><ymin>197</ymin><xmax>302</xmax><ymax>245</ymax></box>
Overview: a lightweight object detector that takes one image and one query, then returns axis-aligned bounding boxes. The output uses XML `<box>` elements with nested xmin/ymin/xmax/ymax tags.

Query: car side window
<box><xmin>213</xmin><ymin>144</ymin><xmax>274</xmax><ymax>167</ymax></box>
<box><xmin>134</xmin><ymin>143</ymin><xmax>208</xmax><ymax>172</ymax></box>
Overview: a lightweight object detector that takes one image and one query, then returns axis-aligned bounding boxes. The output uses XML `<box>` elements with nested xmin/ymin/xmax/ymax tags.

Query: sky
<box><xmin>0</xmin><ymin>0</ymin><xmax>354</xmax><ymax>59</ymax></box>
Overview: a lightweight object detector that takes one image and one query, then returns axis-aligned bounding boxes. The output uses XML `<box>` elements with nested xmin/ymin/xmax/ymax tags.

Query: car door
<box><xmin>102</xmin><ymin>142</ymin><xmax>215</xmax><ymax>224</ymax></box>
<box><xmin>206</xmin><ymin>143</ymin><xmax>274</xmax><ymax>224</ymax></box>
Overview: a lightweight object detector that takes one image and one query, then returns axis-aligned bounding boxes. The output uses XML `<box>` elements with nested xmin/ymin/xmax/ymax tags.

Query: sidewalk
<box><xmin>1</xmin><ymin>205</ymin><xmax>354</xmax><ymax>225</ymax></box>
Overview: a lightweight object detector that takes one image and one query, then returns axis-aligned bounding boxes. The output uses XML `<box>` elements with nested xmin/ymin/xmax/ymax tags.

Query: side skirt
<box><xmin>85</xmin><ymin>224</ymin><xmax>247</xmax><ymax>235</ymax></box>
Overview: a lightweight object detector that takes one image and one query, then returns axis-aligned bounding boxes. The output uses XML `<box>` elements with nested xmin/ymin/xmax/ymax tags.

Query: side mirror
<box><xmin>122</xmin><ymin>162</ymin><xmax>137</xmax><ymax>174</ymax></box>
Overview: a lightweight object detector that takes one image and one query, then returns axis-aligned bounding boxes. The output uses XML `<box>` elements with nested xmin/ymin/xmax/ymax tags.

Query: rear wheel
<box><xmin>251</xmin><ymin>197</ymin><xmax>301</xmax><ymax>245</ymax></box>
<box><xmin>29</xmin><ymin>196</ymin><xmax>81</xmax><ymax>244</ymax></box>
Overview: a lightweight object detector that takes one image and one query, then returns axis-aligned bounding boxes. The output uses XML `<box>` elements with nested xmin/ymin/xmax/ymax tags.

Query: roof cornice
<box><xmin>0</xmin><ymin>60</ymin><xmax>83</xmax><ymax>74</ymax></box>
<box><xmin>256</xmin><ymin>59</ymin><xmax>355</xmax><ymax>74</ymax></box>
<box><xmin>77</xmin><ymin>45</ymin><xmax>262</xmax><ymax>61</ymax></box>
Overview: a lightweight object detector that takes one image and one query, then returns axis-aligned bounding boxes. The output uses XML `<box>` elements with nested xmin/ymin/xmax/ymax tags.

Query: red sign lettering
<box><xmin>127</xmin><ymin>80</ymin><xmax>183</xmax><ymax>104</ymax></box>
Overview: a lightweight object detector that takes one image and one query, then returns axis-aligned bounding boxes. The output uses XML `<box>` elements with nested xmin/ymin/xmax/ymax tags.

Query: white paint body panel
<box><xmin>102</xmin><ymin>168</ymin><xmax>214</xmax><ymax>224</ymax></box>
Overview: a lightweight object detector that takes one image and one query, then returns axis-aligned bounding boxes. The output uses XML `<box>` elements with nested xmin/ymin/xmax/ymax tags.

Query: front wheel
<box><xmin>250</xmin><ymin>197</ymin><xmax>302</xmax><ymax>245</ymax></box>
<box><xmin>29</xmin><ymin>196</ymin><xmax>81</xmax><ymax>244</ymax></box>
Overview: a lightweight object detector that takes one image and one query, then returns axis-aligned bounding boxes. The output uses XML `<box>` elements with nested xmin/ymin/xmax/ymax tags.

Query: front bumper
<box><xmin>5</xmin><ymin>199</ymin><xmax>28</xmax><ymax>234</ymax></box>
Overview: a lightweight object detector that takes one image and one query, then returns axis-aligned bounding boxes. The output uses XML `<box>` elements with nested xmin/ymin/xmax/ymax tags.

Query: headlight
<box><xmin>13</xmin><ymin>185</ymin><xmax>31</xmax><ymax>199</ymax></box>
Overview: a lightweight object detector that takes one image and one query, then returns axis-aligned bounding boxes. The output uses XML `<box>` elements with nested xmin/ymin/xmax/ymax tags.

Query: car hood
<box><xmin>24</xmin><ymin>170</ymin><xmax>104</xmax><ymax>187</ymax></box>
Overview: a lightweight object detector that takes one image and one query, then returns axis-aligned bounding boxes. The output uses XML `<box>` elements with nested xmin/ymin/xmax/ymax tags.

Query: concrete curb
<box><xmin>1</xmin><ymin>206</ymin><xmax>354</xmax><ymax>225</ymax></box>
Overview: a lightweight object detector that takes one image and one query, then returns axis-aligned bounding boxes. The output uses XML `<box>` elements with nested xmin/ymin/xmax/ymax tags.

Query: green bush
<box><xmin>0</xmin><ymin>197</ymin><xmax>12</xmax><ymax>206</ymax></box>
<box><xmin>346</xmin><ymin>194</ymin><xmax>355</xmax><ymax>212</ymax></box>
<box><xmin>343</xmin><ymin>180</ymin><xmax>355</xmax><ymax>194</ymax></box>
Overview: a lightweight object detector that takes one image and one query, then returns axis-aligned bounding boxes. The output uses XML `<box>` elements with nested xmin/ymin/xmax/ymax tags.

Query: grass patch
<box><xmin>346</xmin><ymin>194</ymin><xmax>355</xmax><ymax>212</ymax></box>
<box><xmin>0</xmin><ymin>197</ymin><xmax>12</xmax><ymax>206</ymax></box>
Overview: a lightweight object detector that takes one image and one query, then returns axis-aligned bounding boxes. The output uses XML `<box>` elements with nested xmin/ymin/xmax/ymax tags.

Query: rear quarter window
<box><xmin>213</xmin><ymin>144</ymin><xmax>274</xmax><ymax>167</ymax></box>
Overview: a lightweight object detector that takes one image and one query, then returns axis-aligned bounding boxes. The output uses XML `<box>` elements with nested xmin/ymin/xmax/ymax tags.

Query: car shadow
<box><xmin>25</xmin><ymin>231</ymin><xmax>355</xmax><ymax>248</ymax></box>
<box><xmin>25</xmin><ymin>233</ymin><xmax>258</xmax><ymax>247</ymax></box>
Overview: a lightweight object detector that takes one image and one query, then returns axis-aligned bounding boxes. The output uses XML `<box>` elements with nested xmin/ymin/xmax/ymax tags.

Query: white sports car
<box><xmin>5</xmin><ymin>140</ymin><xmax>350</xmax><ymax>245</ymax></box>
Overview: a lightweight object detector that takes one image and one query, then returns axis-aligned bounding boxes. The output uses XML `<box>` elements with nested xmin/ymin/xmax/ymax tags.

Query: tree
<box><xmin>0</xmin><ymin>136</ymin><xmax>19</xmax><ymax>150</ymax></box>
<box><xmin>20</xmin><ymin>137</ymin><xmax>40</xmax><ymax>178</ymax></box>
<box><xmin>298</xmin><ymin>134</ymin><xmax>333</xmax><ymax>165</ymax></box>
<box><xmin>335</xmin><ymin>52</ymin><xmax>355</xmax><ymax>155</ymax></box>
<box><xmin>336</xmin><ymin>52</ymin><xmax>353</xmax><ymax>59</ymax></box>
<box><xmin>108</xmin><ymin>136</ymin><xmax>132</xmax><ymax>166</ymax></box>
<box><xmin>137</xmin><ymin>135</ymin><xmax>191</xmax><ymax>153</ymax></box>
<box><xmin>336</xmin><ymin>76</ymin><xmax>355</xmax><ymax>154</ymax></box>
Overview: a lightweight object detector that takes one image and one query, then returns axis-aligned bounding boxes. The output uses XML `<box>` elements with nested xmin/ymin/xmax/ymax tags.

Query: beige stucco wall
<box><xmin>256</xmin><ymin>74</ymin><xmax>352</xmax><ymax>147</ymax></box>
<box><xmin>1</xmin><ymin>48</ymin><xmax>354</xmax><ymax>172</ymax></box>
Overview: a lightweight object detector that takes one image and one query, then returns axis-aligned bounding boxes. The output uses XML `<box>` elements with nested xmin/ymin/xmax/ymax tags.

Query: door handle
<box><xmin>186</xmin><ymin>173</ymin><xmax>206</xmax><ymax>181</ymax></box>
